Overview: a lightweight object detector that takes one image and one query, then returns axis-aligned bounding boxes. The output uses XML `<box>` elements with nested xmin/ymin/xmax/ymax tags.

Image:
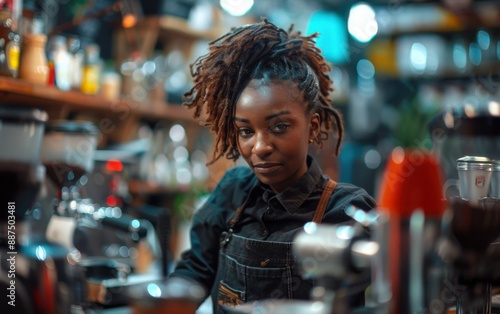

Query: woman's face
<box><xmin>234</xmin><ymin>81</ymin><xmax>319</xmax><ymax>193</ymax></box>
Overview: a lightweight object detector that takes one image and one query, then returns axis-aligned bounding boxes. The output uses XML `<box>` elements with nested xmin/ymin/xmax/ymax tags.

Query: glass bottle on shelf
<box><xmin>47</xmin><ymin>35</ymin><xmax>72</xmax><ymax>91</ymax></box>
<box><xmin>80</xmin><ymin>43</ymin><xmax>101</xmax><ymax>95</ymax></box>
<box><xmin>0</xmin><ymin>8</ymin><xmax>20</xmax><ymax>77</ymax></box>
<box><xmin>0</xmin><ymin>37</ymin><xmax>8</xmax><ymax>74</ymax></box>
<box><xmin>67</xmin><ymin>36</ymin><xmax>83</xmax><ymax>90</ymax></box>
<box><xmin>18</xmin><ymin>31</ymin><xmax>48</xmax><ymax>84</ymax></box>
<box><xmin>120</xmin><ymin>51</ymin><xmax>147</xmax><ymax>103</ymax></box>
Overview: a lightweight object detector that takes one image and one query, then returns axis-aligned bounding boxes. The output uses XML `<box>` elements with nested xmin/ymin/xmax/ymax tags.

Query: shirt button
<box><xmin>262</xmin><ymin>230</ymin><xmax>268</xmax><ymax>237</ymax></box>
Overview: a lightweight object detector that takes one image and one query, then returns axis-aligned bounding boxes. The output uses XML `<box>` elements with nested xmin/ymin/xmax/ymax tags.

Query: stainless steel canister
<box><xmin>491</xmin><ymin>159</ymin><xmax>500</xmax><ymax>199</ymax></box>
<box><xmin>457</xmin><ymin>156</ymin><xmax>494</xmax><ymax>206</ymax></box>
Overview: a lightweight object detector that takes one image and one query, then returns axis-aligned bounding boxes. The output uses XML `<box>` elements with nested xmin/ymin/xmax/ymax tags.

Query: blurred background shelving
<box><xmin>2</xmin><ymin>0</ymin><xmax>500</xmax><ymax>261</ymax></box>
<box><xmin>2</xmin><ymin>2</ymin><xmax>500</xmax><ymax>313</ymax></box>
<box><xmin>0</xmin><ymin>76</ymin><xmax>194</xmax><ymax>122</ymax></box>
<box><xmin>1</xmin><ymin>1</ymin><xmax>498</xmax><ymax>187</ymax></box>
<box><xmin>0</xmin><ymin>0</ymin><xmax>500</xmax><ymax>194</ymax></box>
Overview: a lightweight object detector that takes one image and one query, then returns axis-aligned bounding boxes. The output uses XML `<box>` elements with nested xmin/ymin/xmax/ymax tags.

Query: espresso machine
<box><xmin>0</xmin><ymin>105</ymin><xmax>85</xmax><ymax>314</ymax></box>
<box><xmin>40</xmin><ymin>120</ymin><xmax>100</xmax><ymax>249</ymax></box>
<box><xmin>37</xmin><ymin>120</ymin><xmax>166</xmax><ymax>309</ymax></box>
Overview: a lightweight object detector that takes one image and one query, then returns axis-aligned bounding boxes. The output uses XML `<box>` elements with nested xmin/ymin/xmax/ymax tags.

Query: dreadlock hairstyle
<box><xmin>183</xmin><ymin>18</ymin><xmax>344</xmax><ymax>165</ymax></box>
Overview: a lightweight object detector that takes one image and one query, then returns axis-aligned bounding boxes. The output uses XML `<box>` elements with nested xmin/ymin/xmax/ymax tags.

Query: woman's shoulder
<box><xmin>332</xmin><ymin>182</ymin><xmax>377</xmax><ymax>208</ymax></box>
<box><xmin>333</xmin><ymin>182</ymin><xmax>374</xmax><ymax>197</ymax></box>
<box><xmin>207</xmin><ymin>165</ymin><xmax>256</xmax><ymax>204</ymax></box>
<box><xmin>221</xmin><ymin>165</ymin><xmax>254</xmax><ymax>181</ymax></box>
<box><xmin>216</xmin><ymin>165</ymin><xmax>255</xmax><ymax>190</ymax></box>
<box><xmin>323</xmin><ymin>182</ymin><xmax>377</xmax><ymax>223</ymax></box>
<box><xmin>193</xmin><ymin>166</ymin><xmax>256</xmax><ymax>226</ymax></box>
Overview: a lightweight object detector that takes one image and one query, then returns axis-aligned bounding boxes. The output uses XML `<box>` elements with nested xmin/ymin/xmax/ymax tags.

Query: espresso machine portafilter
<box><xmin>293</xmin><ymin>207</ymin><xmax>391</xmax><ymax>314</ymax></box>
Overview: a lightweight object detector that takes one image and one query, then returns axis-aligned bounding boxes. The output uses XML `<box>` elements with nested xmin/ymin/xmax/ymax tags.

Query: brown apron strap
<box><xmin>312</xmin><ymin>179</ymin><xmax>337</xmax><ymax>224</ymax></box>
<box><xmin>228</xmin><ymin>194</ymin><xmax>252</xmax><ymax>230</ymax></box>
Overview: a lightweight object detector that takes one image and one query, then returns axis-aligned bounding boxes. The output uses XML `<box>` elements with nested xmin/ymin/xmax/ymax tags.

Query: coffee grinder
<box><xmin>40</xmin><ymin>121</ymin><xmax>99</xmax><ymax>223</ymax></box>
<box><xmin>0</xmin><ymin>105</ymin><xmax>85</xmax><ymax>314</ymax></box>
<box><xmin>430</xmin><ymin>111</ymin><xmax>500</xmax><ymax>313</ymax></box>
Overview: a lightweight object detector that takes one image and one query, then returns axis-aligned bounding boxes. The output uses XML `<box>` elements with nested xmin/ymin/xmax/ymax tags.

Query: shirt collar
<box><xmin>258</xmin><ymin>155</ymin><xmax>323</xmax><ymax>213</ymax></box>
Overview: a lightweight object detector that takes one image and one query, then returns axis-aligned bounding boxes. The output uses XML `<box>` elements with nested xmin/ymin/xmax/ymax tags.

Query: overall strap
<box><xmin>222</xmin><ymin>195</ymin><xmax>251</xmax><ymax>247</ymax></box>
<box><xmin>312</xmin><ymin>179</ymin><xmax>337</xmax><ymax>224</ymax></box>
<box><xmin>228</xmin><ymin>193</ymin><xmax>252</xmax><ymax>230</ymax></box>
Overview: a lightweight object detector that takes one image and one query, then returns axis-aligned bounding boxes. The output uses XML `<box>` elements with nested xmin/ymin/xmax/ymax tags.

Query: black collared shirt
<box><xmin>171</xmin><ymin>155</ymin><xmax>376</xmax><ymax>293</ymax></box>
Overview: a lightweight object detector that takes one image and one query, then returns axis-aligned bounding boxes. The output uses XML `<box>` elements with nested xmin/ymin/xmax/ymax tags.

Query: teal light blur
<box><xmin>307</xmin><ymin>10</ymin><xmax>349</xmax><ymax>64</ymax></box>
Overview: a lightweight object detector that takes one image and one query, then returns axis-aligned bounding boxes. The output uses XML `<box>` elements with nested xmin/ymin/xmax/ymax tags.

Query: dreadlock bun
<box><xmin>183</xmin><ymin>18</ymin><xmax>344</xmax><ymax>164</ymax></box>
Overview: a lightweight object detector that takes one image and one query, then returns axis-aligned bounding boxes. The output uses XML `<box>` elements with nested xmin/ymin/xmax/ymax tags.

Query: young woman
<box><xmin>169</xmin><ymin>18</ymin><xmax>376</xmax><ymax>313</ymax></box>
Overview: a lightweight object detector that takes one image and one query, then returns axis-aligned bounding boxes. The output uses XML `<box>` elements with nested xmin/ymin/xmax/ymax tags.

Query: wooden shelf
<box><xmin>0</xmin><ymin>76</ymin><xmax>195</xmax><ymax>123</ymax></box>
<box><xmin>371</xmin><ymin>63</ymin><xmax>500</xmax><ymax>82</ymax></box>
<box><xmin>374</xmin><ymin>25</ymin><xmax>500</xmax><ymax>39</ymax></box>
<box><xmin>158</xmin><ymin>15</ymin><xmax>221</xmax><ymax>41</ymax></box>
<box><xmin>369</xmin><ymin>0</ymin><xmax>500</xmax><ymax>39</ymax></box>
<box><xmin>128</xmin><ymin>179</ymin><xmax>190</xmax><ymax>196</ymax></box>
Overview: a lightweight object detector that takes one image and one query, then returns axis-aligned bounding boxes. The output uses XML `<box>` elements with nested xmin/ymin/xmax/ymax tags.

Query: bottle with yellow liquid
<box><xmin>80</xmin><ymin>43</ymin><xmax>101</xmax><ymax>95</ymax></box>
<box><xmin>0</xmin><ymin>9</ymin><xmax>20</xmax><ymax>77</ymax></box>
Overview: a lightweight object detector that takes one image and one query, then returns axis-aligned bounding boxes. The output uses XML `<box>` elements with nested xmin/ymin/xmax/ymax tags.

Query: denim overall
<box><xmin>212</xmin><ymin>179</ymin><xmax>337</xmax><ymax>314</ymax></box>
